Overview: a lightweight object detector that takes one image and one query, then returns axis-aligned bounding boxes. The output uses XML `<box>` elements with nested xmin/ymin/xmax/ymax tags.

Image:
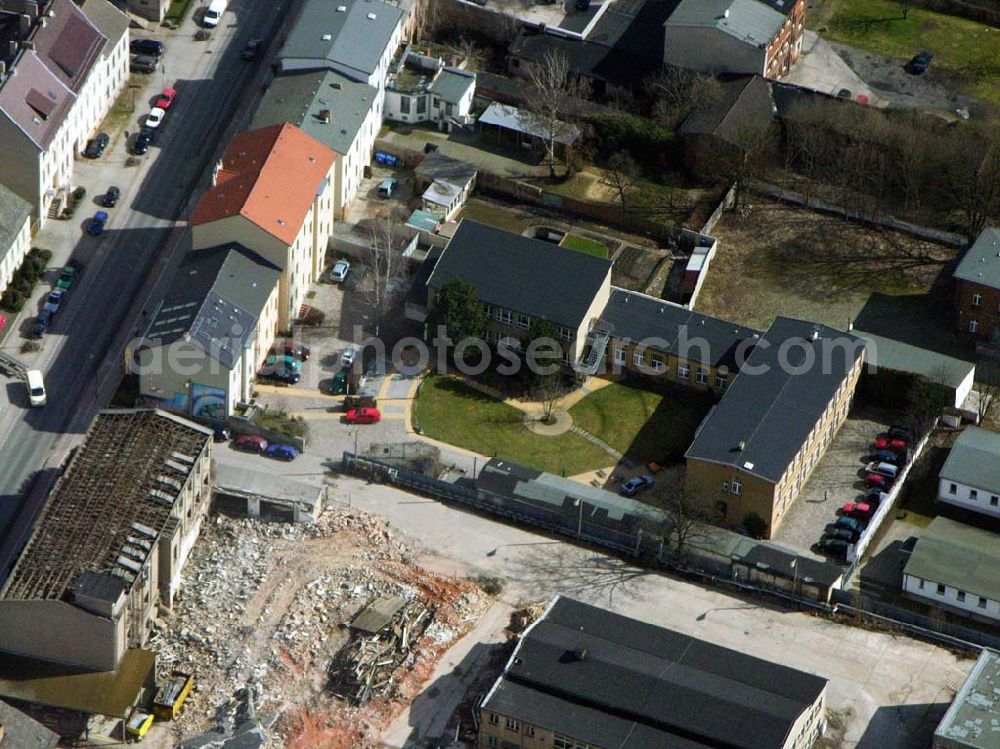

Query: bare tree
<box><xmin>533</xmin><ymin>378</ymin><xmax>565</xmax><ymax>424</ymax></box>
<box><xmin>365</xmin><ymin>209</ymin><xmax>409</xmax><ymax>336</ymax></box>
<box><xmin>944</xmin><ymin>127</ymin><xmax>1000</xmax><ymax>241</ymax></box>
<box><xmin>523</xmin><ymin>50</ymin><xmax>585</xmax><ymax>178</ymax></box>
<box><xmin>642</xmin><ymin>471</ymin><xmax>713</xmax><ymax>562</ymax></box>
<box><xmin>978</xmin><ymin>371</ymin><xmax>1000</xmax><ymax>425</ymax></box>
<box><xmin>647</xmin><ymin>66</ymin><xmax>723</xmax><ymax>129</ymax></box>
<box><xmin>600</xmin><ymin>152</ymin><xmax>640</xmax><ymax>216</ymax></box>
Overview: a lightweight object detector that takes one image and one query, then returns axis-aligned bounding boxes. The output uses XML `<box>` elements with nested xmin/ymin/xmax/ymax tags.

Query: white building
<box><xmin>0</xmin><ymin>184</ymin><xmax>33</xmax><ymax>300</ymax></box>
<box><xmin>414</xmin><ymin>151</ymin><xmax>477</xmax><ymax>220</ymax></box>
<box><xmin>135</xmin><ymin>244</ymin><xmax>281</xmax><ymax>417</ymax></box>
<box><xmin>191</xmin><ymin>123</ymin><xmax>337</xmax><ymax>328</ymax></box>
<box><xmin>0</xmin><ymin>0</ymin><xmax>127</xmax><ymax>226</ymax></box>
<box><xmin>934</xmin><ymin>649</ymin><xmax>1000</xmax><ymax>749</ymax></box>
<box><xmin>902</xmin><ymin>516</ymin><xmax>1000</xmax><ymax>624</ymax></box>
<box><xmin>385</xmin><ymin>52</ymin><xmax>475</xmax><ymax>127</ymax></box>
<box><xmin>938</xmin><ymin>427</ymin><xmax>1000</xmax><ymax>519</ymax></box>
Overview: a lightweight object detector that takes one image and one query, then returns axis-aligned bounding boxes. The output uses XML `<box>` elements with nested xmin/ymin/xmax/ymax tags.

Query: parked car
<box><xmin>346</xmin><ymin>407</ymin><xmax>381</xmax><ymax>424</ymax></box>
<box><xmin>906</xmin><ymin>51</ymin><xmax>933</xmax><ymax>74</ymax></box>
<box><xmin>155</xmin><ymin>87</ymin><xmax>177</xmax><ymax>109</ymax></box>
<box><xmin>56</xmin><ymin>265</ymin><xmax>78</xmax><ymax>292</ymax></box>
<box><xmin>83</xmin><ymin>132</ymin><xmax>109</xmax><ymax>159</ymax></box>
<box><xmin>87</xmin><ymin>210</ymin><xmax>109</xmax><ymax>235</ymax></box>
<box><xmin>130</xmin><ymin>54</ymin><xmax>158</xmax><ymax>74</ymax></box>
<box><xmin>841</xmin><ymin>501</ymin><xmax>872</xmax><ymax>520</ymax></box>
<box><xmin>886</xmin><ymin>426</ymin><xmax>914</xmax><ymax>444</ymax></box>
<box><xmin>328</xmin><ymin>368</ymin><xmax>348</xmax><ymax>395</ymax></box>
<box><xmin>865</xmin><ymin>460</ymin><xmax>898</xmax><ymax>479</ymax></box>
<box><xmin>865</xmin><ymin>472</ymin><xmax>892</xmax><ymax>490</ymax></box>
<box><xmin>873</xmin><ymin>436</ymin><xmax>907</xmax><ymax>453</ymax></box>
<box><xmin>233</xmin><ymin>434</ymin><xmax>268</xmax><ymax>453</ymax></box>
<box><xmin>832</xmin><ymin>516</ymin><xmax>862</xmax><ymax>533</ymax></box>
<box><xmin>836</xmin><ymin>88</ymin><xmax>852</xmax><ymax>99</ymax></box>
<box><xmin>258</xmin><ymin>364</ymin><xmax>300</xmax><ymax>385</ymax></box>
<box><xmin>130</xmin><ymin>39</ymin><xmax>165</xmax><ymax>56</ymax></box>
<box><xmin>340</xmin><ymin>346</ymin><xmax>359</xmax><ymax>368</ymax></box>
<box><xmin>145</xmin><ymin>106</ymin><xmax>166</xmax><ymax>129</ymax></box>
<box><xmin>31</xmin><ymin>309</ymin><xmax>52</xmax><ymax>339</ymax></box>
<box><xmin>242</xmin><ymin>38</ymin><xmax>263</xmax><ymax>60</ymax></box>
<box><xmin>264</xmin><ymin>353</ymin><xmax>302</xmax><ymax>372</ymax></box>
<box><xmin>618</xmin><ymin>474</ymin><xmax>654</xmax><ymax>497</ymax></box>
<box><xmin>43</xmin><ymin>289</ymin><xmax>65</xmax><ymax>316</ymax></box>
<box><xmin>343</xmin><ymin>393</ymin><xmax>377</xmax><ymax>411</ymax></box>
<box><xmin>330</xmin><ymin>260</ymin><xmax>350</xmax><ymax>283</ymax></box>
<box><xmin>815</xmin><ymin>538</ymin><xmax>851</xmax><ymax>560</ymax></box>
<box><xmin>867</xmin><ymin>448</ymin><xmax>905</xmax><ymax>466</ymax></box>
<box><xmin>376</xmin><ymin>177</ymin><xmax>398</xmax><ymax>198</ymax></box>
<box><xmin>272</xmin><ymin>341</ymin><xmax>310</xmax><ymax>361</ymax></box>
<box><xmin>133</xmin><ymin>127</ymin><xmax>154</xmax><ymax>155</ymax></box>
<box><xmin>822</xmin><ymin>527</ymin><xmax>856</xmax><ymax>543</ymax></box>
<box><xmin>212</xmin><ymin>425</ymin><xmax>232</xmax><ymax>442</ymax></box>
<box><xmin>865</xmin><ymin>489</ymin><xmax>888</xmax><ymax>509</ymax></box>
<box><xmin>103</xmin><ymin>186</ymin><xmax>121</xmax><ymax>207</ymax></box>
<box><xmin>265</xmin><ymin>443</ymin><xmax>299</xmax><ymax>461</ymax></box>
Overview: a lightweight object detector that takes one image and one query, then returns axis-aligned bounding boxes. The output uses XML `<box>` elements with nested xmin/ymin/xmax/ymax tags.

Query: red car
<box><xmin>842</xmin><ymin>501</ymin><xmax>872</xmax><ymax>520</ymax></box>
<box><xmin>155</xmin><ymin>87</ymin><xmax>176</xmax><ymax>109</ymax></box>
<box><xmin>873</xmin><ymin>436</ymin><xmax>907</xmax><ymax>453</ymax></box>
<box><xmin>233</xmin><ymin>434</ymin><xmax>268</xmax><ymax>453</ymax></box>
<box><xmin>864</xmin><ymin>472</ymin><xmax>892</xmax><ymax>489</ymax></box>
<box><xmin>346</xmin><ymin>407</ymin><xmax>381</xmax><ymax>424</ymax></box>
<box><xmin>271</xmin><ymin>340</ymin><xmax>310</xmax><ymax>361</ymax></box>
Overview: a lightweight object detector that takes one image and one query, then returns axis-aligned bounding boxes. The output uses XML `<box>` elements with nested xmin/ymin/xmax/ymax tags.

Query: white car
<box><xmin>330</xmin><ymin>260</ymin><xmax>350</xmax><ymax>283</ymax></box>
<box><xmin>340</xmin><ymin>346</ymin><xmax>359</xmax><ymax>368</ymax></box>
<box><xmin>145</xmin><ymin>107</ymin><xmax>166</xmax><ymax>129</ymax></box>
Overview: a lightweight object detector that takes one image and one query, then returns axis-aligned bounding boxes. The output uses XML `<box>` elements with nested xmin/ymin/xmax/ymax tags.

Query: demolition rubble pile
<box><xmin>151</xmin><ymin>508</ymin><xmax>491</xmax><ymax>748</ymax></box>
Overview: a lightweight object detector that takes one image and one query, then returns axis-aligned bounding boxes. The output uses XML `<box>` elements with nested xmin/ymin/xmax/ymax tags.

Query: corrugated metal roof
<box><xmin>666</xmin><ymin>0</ymin><xmax>786</xmax><ymax>47</ymax></box>
<box><xmin>478</xmin><ymin>102</ymin><xmax>581</xmax><ymax>145</ymax></box>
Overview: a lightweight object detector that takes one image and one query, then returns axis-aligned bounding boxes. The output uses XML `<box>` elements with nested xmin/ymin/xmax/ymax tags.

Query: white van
<box><xmin>26</xmin><ymin>369</ymin><xmax>46</xmax><ymax>407</ymax></box>
<box><xmin>203</xmin><ymin>0</ymin><xmax>226</xmax><ymax>27</ymax></box>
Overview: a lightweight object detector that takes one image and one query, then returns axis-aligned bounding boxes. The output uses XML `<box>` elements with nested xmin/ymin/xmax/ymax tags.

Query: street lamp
<box><xmin>574</xmin><ymin>498</ymin><xmax>584</xmax><ymax>539</ymax></box>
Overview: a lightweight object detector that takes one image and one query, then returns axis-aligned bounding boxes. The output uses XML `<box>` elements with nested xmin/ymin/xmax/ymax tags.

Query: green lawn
<box><xmin>569</xmin><ymin>380</ymin><xmax>713</xmax><ymax>465</ymax></box>
<box><xmin>457</xmin><ymin>200</ymin><xmax>532</xmax><ymax>235</ymax></box>
<box><xmin>560</xmin><ymin>234</ymin><xmax>608</xmax><ymax>257</ymax></box>
<box><xmin>413</xmin><ymin>375</ymin><xmax>613</xmax><ymax>475</ymax></box>
<box><xmin>820</xmin><ymin>0</ymin><xmax>1000</xmax><ymax>103</ymax></box>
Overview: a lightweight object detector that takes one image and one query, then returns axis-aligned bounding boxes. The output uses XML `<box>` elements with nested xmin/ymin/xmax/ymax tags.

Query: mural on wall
<box><xmin>191</xmin><ymin>383</ymin><xmax>227</xmax><ymax>419</ymax></box>
<box><xmin>139</xmin><ymin>391</ymin><xmax>189</xmax><ymax>413</ymax></box>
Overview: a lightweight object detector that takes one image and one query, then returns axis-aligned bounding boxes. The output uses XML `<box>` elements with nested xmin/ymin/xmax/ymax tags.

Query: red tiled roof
<box><xmin>191</xmin><ymin>123</ymin><xmax>337</xmax><ymax>246</ymax></box>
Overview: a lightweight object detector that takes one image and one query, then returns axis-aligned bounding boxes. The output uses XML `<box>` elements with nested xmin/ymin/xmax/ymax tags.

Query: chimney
<box><xmin>737</xmin><ymin>440</ymin><xmax>746</xmax><ymax>451</ymax></box>
<box><xmin>808</xmin><ymin>330</ymin><xmax>818</xmax><ymax>342</ymax></box>
<box><xmin>319</xmin><ymin>109</ymin><xmax>331</xmax><ymax>123</ymax></box>
<box><xmin>211</xmin><ymin>158</ymin><xmax>223</xmax><ymax>187</ymax></box>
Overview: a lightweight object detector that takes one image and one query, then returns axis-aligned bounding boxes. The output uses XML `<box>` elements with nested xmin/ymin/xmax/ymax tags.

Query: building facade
<box><xmin>0</xmin><ymin>184</ymin><xmax>32</xmax><ymax>298</ymax></box>
<box><xmin>954</xmin><ymin>227</ymin><xmax>1000</xmax><ymax>342</ymax></box>
<box><xmin>937</xmin><ymin>426</ymin><xmax>1000</xmax><ymax>520</ymax></box>
<box><xmin>385</xmin><ymin>52</ymin><xmax>476</xmax><ymax>127</ymax></box>
<box><xmin>191</xmin><ymin>123</ymin><xmax>336</xmax><ymax>329</ymax></box>
<box><xmin>0</xmin><ymin>410</ymin><xmax>212</xmax><ymax>672</ymax></box>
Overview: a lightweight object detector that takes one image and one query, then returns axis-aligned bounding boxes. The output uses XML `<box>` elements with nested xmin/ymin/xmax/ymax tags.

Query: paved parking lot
<box><xmin>773</xmin><ymin>409</ymin><xmax>893</xmax><ymax>557</ymax></box>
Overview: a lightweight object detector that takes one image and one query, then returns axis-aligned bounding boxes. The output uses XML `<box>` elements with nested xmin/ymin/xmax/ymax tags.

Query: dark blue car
<box><xmin>87</xmin><ymin>211</ymin><xmax>108</xmax><ymax>235</ymax></box>
<box><xmin>618</xmin><ymin>474</ymin><xmax>654</xmax><ymax>497</ymax></box>
<box><xmin>31</xmin><ymin>309</ymin><xmax>52</xmax><ymax>339</ymax></box>
<box><xmin>265</xmin><ymin>443</ymin><xmax>299</xmax><ymax>461</ymax></box>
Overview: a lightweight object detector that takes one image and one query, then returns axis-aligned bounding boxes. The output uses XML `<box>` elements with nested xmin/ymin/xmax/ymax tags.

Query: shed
<box><xmin>212</xmin><ymin>463</ymin><xmax>325</xmax><ymax>523</ymax></box>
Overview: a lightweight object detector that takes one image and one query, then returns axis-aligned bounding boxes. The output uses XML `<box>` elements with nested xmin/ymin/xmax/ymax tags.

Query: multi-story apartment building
<box><xmin>478</xmin><ymin>595</ymin><xmax>828</xmax><ymax>749</ymax></box>
<box><xmin>937</xmin><ymin>426</ymin><xmax>1000</xmax><ymax>520</ymax></box>
<box><xmin>0</xmin><ymin>409</ymin><xmax>213</xmax><ymax>672</ymax></box>
<box><xmin>135</xmin><ymin>244</ymin><xmax>281</xmax><ymax>418</ymax></box>
<box><xmin>954</xmin><ymin>227</ymin><xmax>1000</xmax><ymax>342</ymax></box>
<box><xmin>664</xmin><ymin>0</ymin><xmax>806</xmax><ymax>78</ymax></box>
<box><xmin>0</xmin><ymin>183</ymin><xmax>32</xmax><ymax>298</ymax></box>
<box><xmin>0</xmin><ymin>0</ymin><xmax>128</xmax><ymax>225</ymax></box>
<box><xmin>191</xmin><ymin>123</ymin><xmax>336</xmax><ymax>329</ymax></box>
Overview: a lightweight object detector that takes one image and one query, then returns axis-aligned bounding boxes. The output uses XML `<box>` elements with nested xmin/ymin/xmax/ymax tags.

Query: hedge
<box><xmin>585</xmin><ymin>112</ymin><xmax>680</xmax><ymax>167</ymax></box>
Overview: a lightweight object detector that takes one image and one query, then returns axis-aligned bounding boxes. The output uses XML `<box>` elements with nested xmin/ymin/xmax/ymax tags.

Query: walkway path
<box><xmin>570</xmin><ymin>424</ymin><xmax>623</xmax><ymax>461</ymax></box>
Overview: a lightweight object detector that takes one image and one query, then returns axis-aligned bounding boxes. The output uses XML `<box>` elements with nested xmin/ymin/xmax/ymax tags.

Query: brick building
<box><xmin>954</xmin><ymin>227</ymin><xmax>1000</xmax><ymax>342</ymax></box>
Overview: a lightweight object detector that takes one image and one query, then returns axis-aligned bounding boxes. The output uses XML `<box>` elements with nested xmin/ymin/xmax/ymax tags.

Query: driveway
<box><xmin>785</xmin><ymin>31</ymin><xmax>881</xmax><ymax>105</ymax></box>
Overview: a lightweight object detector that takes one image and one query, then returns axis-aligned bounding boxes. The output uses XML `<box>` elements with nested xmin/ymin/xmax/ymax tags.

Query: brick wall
<box><xmin>955</xmin><ymin>278</ymin><xmax>1000</xmax><ymax>340</ymax></box>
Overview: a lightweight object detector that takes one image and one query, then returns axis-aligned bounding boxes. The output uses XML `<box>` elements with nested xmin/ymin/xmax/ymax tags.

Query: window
<box><xmin>717</xmin><ymin>500</ymin><xmax>728</xmax><ymax>517</ymax></box>
<box><xmin>400</xmin><ymin>96</ymin><xmax>410</xmax><ymax>114</ymax></box>
<box><xmin>677</xmin><ymin>364</ymin><xmax>690</xmax><ymax>379</ymax></box>
<box><xmin>970</xmin><ymin>319</ymin><xmax>979</xmax><ymax>334</ymax></box>
<box><xmin>937</xmin><ymin>583</ymin><xmax>946</xmax><ymax>595</ymax></box>
<box><xmin>488</xmin><ymin>713</ymin><xmax>499</xmax><ymax>726</ymax></box>
<box><xmin>651</xmin><ymin>355</ymin><xmax>665</xmax><ymax>372</ymax></box>
<box><xmin>992</xmin><ymin>496</ymin><xmax>999</xmax><ymax>507</ymax></box>
<box><xmin>696</xmin><ymin>369</ymin><xmax>709</xmax><ymax>384</ymax></box>
<box><xmin>722</xmin><ymin>481</ymin><xmax>729</xmax><ymax>492</ymax></box>
<box><xmin>980</xmin><ymin>597</ymin><xmax>988</xmax><ymax>609</ymax></box>
<box><xmin>516</xmin><ymin>313</ymin><xmax>530</xmax><ymax>329</ymax></box>
<box><xmin>633</xmin><ymin>350</ymin><xmax>645</xmax><ymax>367</ymax></box>
<box><xmin>496</xmin><ymin>308</ymin><xmax>512</xmax><ymax>324</ymax></box>
<box><xmin>558</xmin><ymin>326</ymin><xmax>572</xmax><ymax>341</ymax></box>
<box><xmin>525</xmin><ymin>726</ymin><xmax>535</xmax><ymax>738</ymax></box>
<box><xmin>614</xmin><ymin>348</ymin><xmax>626</xmax><ymax>365</ymax></box>
<box><xmin>970</xmin><ymin>489</ymin><xmax>979</xmax><ymax>500</ymax></box>
<box><xmin>731</xmin><ymin>477</ymin><xmax>742</xmax><ymax>496</ymax></box>
<box><xmin>972</xmin><ymin>293</ymin><xmax>982</xmax><ymax>307</ymax></box>
<box><xmin>957</xmin><ymin>590</ymin><xmax>966</xmax><ymax>602</ymax></box>
<box><xmin>417</xmin><ymin>96</ymin><xmax>426</xmax><ymax>114</ymax></box>
<box><xmin>715</xmin><ymin>374</ymin><xmax>728</xmax><ymax>390</ymax></box>
<box><xmin>487</xmin><ymin>738</ymin><xmax>498</xmax><ymax>748</ymax></box>
<box><xmin>505</xmin><ymin>718</ymin><xmax>519</xmax><ymax>731</ymax></box>
<box><xmin>949</xmin><ymin>483</ymin><xmax>957</xmax><ymax>495</ymax></box>
<box><xmin>918</xmin><ymin>579</ymin><xmax>924</xmax><ymax>589</ymax></box>
<box><xmin>446</xmin><ymin>102</ymin><xmax>454</xmax><ymax>116</ymax></box>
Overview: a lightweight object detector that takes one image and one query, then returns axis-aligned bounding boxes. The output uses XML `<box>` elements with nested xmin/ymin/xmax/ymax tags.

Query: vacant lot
<box><xmin>413</xmin><ymin>374</ymin><xmax>612</xmax><ymax>475</ymax></box>
<box><xmin>695</xmin><ymin>199</ymin><xmax>968</xmax><ymax>357</ymax></box>
<box><xmin>569</xmin><ymin>379</ymin><xmax>712</xmax><ymax>465</ymax></box>
<box><xmin>814</xmin><ymin>0</ymin><xmax>1000</xmax><ymax>104</ymax></box>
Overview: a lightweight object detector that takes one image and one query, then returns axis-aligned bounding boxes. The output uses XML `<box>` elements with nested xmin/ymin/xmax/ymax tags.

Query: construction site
<box><xmin>145</xmin><ymin>505</ymin><xmax>493</xmax><ymax>748</ymax></box>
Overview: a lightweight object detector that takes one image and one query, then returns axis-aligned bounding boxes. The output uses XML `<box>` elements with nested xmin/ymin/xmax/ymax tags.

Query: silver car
<box><xmin>330</xmin><ymin>260</ymin><xmax>350</xmax><ymax>283</ymax></box>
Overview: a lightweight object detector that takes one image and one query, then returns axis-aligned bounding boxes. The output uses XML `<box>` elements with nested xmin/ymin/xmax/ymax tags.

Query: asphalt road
<box><xmin>0</xmin><ymin>0</ymin><xmax>291</xmax><ymax>572</ymax></box>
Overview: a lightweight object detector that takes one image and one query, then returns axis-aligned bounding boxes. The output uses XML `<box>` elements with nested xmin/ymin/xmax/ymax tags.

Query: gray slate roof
<box><xmin>426</xmin><ymin>220</ymin><xmax>611</xmax><ymax>329</ymax></box>
<box><xmin>686</xmin><ymin>317</ymin><xmax>865</xmax><ymax>483</ymax></box>
<box><xmin>428</xmin><ymin>67</ymin><xmax>475</xmax><ymax>104</ymax></box>
<box><xmin>599</xmin><ymin>288</ymin><xmax>760</xmax><ymax>369</ymax></box>
<box><xmin>679</xmin><ymin>75</ymin><xmax>775</xmax><ymax>145</ymax></box>
<box><xmin>935</xmin><ymin>649</ymin><xmax>1000</xmax><ymax>749</ymax></box>
<box><xmin>0</xmin><ymin>699</ymin><xmax>59</xmax><ymax>749</ymax></box>
<box><xmin>903</xmin><ymin>516</ymin><xmax>1000</xmax><ymax>603</ymax></box>
<box><xmin>249</xmin><ymin>70</ymin><xmax>376</xmax><ymax>156</ymax></box>
<box><xmin>145</xmin><ymin>244</ymin><xmax>281</xmax><ymax>369</ymax></box>
<box><xmin>81</xmin><ymin>0</ymin><xmax>130</xmax><ymax>50</ymax></box>
<box><xmin>856</xmin><ymin>330</ymin><xmax>975</xmax><ymax>390</ymax></box>
<box><xmin>482</xmin><ymin>596</ymin><xmax>827</xmax><ymax>749</ymax></box>
<box><xmin>0</xmin><ymin>50</ymin><xmax>76</xmax><ymax>150</ymax></box>
<box><xmin>278</xmin><ymin>0</ymin><xmax>403</xmax><ymax>80</ymax></box>
<box><xmin>939</xmin><ymin>427</ymin><xmax>1000</xmax><ymax>494</ymax></box>
<box><xmin>955</xmin><ymin>227</ymin><xmax>1000</xmax><ymax>290</ymax></box>
<box><xmin>665</xmin><ymin>0</ymin><xmax>787</xmax><ymax>47</ymax></box>
<box><xmin>0</xmin><ymin>183</ymin><xmax>31</xmax><ymax>266</ymax></box>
